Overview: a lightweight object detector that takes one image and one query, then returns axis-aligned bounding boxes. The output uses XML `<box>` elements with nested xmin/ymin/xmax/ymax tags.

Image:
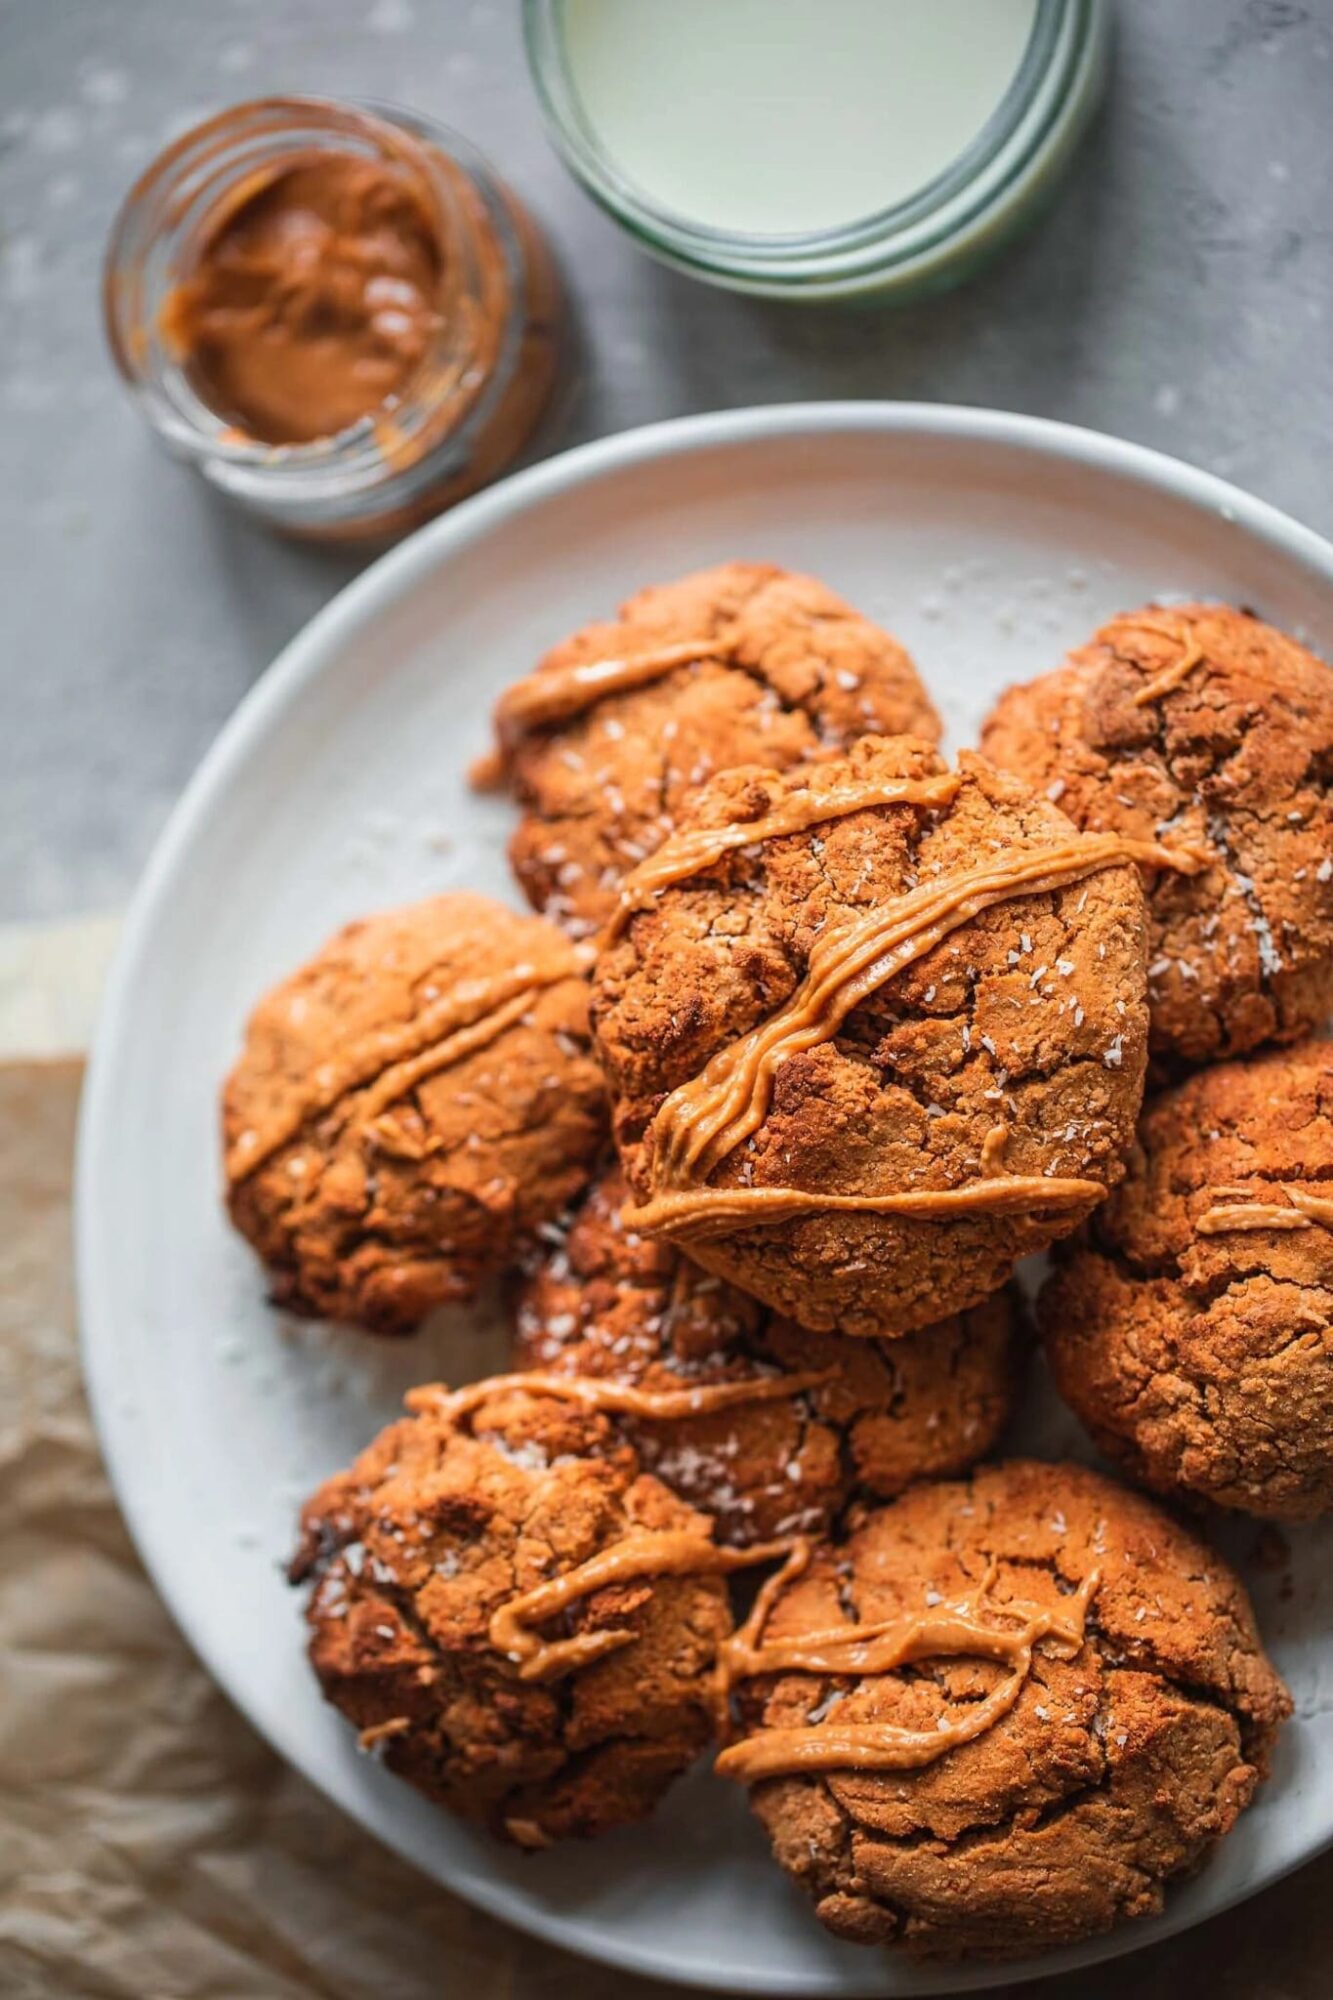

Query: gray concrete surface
<box><xmin>2</xmin><ymin>0</ymin><xmax>1329</xmax><ymax>922</ymax></box>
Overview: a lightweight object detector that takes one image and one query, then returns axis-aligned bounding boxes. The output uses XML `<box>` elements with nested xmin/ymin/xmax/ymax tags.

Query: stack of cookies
<box><xmin>223</xmin><ymin>563</ymin><xmax>1333</xmax><ymax>1961</ymax></box>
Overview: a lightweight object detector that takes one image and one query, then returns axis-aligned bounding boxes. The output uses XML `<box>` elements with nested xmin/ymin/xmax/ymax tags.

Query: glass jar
<box><xmin>524</xmin><ymin>0</ymin><xmax>1110</xmax><ymax>304</ymax></box>
<box><xmin>104</xmin><ymin>97</ymin><xmax>563</xmax><ymax>539</ymax></box>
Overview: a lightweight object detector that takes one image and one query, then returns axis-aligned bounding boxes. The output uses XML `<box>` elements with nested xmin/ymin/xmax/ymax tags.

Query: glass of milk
<box><xmin>524</xmin><ymin>0</ymin><xmax>1110</xmax><ymax>301</ymax></box>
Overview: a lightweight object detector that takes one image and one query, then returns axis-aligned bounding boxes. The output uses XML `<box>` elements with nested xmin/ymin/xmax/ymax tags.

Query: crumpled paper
<box><xmin>0</xmin><ymin>1061</ymin><xmax>583</xmax><ymax>2000</ymax></box>
<box><xmin>1</xmin><ymin>1052</ymin><xmax>1330</xmax><ymax>2000</ymax></box>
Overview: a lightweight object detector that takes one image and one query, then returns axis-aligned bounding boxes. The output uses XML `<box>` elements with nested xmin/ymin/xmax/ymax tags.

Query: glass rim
<box><xmin>525</xmin><ymin>0</ymin><xmax>1109</xmax><ymax>291</ymax></box>
<box><xmin>102</xmin><ymin>95</ymin><xmax>505</xmax><ymax>492</ymax></box>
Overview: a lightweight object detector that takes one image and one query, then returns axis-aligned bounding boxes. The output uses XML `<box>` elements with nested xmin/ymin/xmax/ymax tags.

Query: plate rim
<box><xmin>75</xmin><ymin>400</ymin><xmax>1333</xmax><ymax>1993</ymax></box>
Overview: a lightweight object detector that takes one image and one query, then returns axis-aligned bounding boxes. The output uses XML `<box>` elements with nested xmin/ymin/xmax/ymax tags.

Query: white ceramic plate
<box><xmin>78</xmin><ymin>405</ymin><xmax>1333</xmax><ymax>1994</ymax></box>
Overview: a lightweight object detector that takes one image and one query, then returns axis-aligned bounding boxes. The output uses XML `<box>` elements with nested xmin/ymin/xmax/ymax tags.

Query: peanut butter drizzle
<box><xmin>630</xmin><ymin>1121</ymin><xmax>1097</xmax><ymax>1241</ymax></box>
<box><xmin>1196</xmin><ymin>1183</ymin><xmax>1333</xmax><ymax>1236</ymax></box>
<box><xmin>623</xmin><ymin>1176</ymin><xmax>1110</xmax><ymax>1243</ymax></box>
<box><xmin>404</xmin><ymin>1366</ymin><xmax>833</xmax><ymax>1426</ymax></box>
<box><xmin>379</xmin><ymin>1364</ymin><xmax>1103</xmax><ymax>1779</ymax></box>
<box><xmin>601</xmin><ymin>771</ymin><xmax>963</xmax><ymax>943</ymax></box>
<box><xmin>227</xmin><ymin>946</ymin><xmax>592</xmax><ymax>1184</ymax></box>
<box><xmin>623</xmin><ymin>831</ymin><xmax>1193</xmax><ymax>1240</ymax></box>
<box><xmin>1290</xmin><ymin>1187</ymin><xmax>1333</xmax><ymax>1228</ymax></box>
<box><xmin>489</xmin><ymin>636</ymin><xmax>732</xmax><ymax>761</ymax></box>
<box><xmin>490</xmin><ymin>1530</ymin><xmax>797</xmax><ymax>1682</ymax></box>
<box><xmin>714</xmin><ymin>1559</ymin><xmax>1101</xmax><ymax>1784</ymax></box>
<box><xmin>393</xmin><ymin>1368</ymin><xmax>833</xmax><ymax>1683</ymax></box>
<box><xmin>1103</xmin><ymin>613</ymin><xmax>1206</xmax><ymax>707</ymax></box>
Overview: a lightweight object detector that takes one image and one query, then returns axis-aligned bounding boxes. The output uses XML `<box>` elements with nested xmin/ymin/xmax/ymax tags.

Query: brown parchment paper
<box><xmin>2</xmin><ymin>1055</ymin><xmax>1330</xmax><ymax>2000</ymax></box>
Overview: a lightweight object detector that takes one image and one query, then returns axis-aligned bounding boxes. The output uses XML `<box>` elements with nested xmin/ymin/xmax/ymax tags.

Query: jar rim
<box><xmin>103</xmin><ymin>95</ymin><xmax>499</xmax><ymax>490</ymax></box>
<box><xmin>524</xmin><ymin>0</ymin><xmax>1110</xmax><ymax>299</ymax></box>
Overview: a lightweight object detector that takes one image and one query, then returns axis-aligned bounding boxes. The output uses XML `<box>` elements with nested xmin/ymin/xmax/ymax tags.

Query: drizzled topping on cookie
<box><xmin>1102</xmin><ymin>611</ymin><xmax>1208</xmax><ymax>707</ymax></box>
<box><xmin>227</xmin><ymin>943</ymin><xmax>592</xmax><ymax>1183</ymax></box>
<box><xmin>490</xmin><ymin>636</ymin><xmax>734</xmax><ymax>760</ymax></box>
<box><xmin>603</xmin><ymin>769</ymin><xmax>962</xmax><ymax>942</ymax></box>
<box><xmin>714</xmin><ymin>1544</ymin><xmax>1100</xmax><ymax>1783</ymax></box>
<box><xmin>1196</xmin><ymin>1183</ymin><xmax>1333</xmax><ymax>1235</ymax></box>
<box><xmin>622</xmin><ymin>828</ymin><xmax>1198</xmax><ymax>1242</ymax></box>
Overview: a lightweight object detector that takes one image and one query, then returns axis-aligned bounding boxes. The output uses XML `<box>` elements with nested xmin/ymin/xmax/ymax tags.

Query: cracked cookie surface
<box><xmin>291</xmin><ymin>1383</ymin><xmax>733</xmax><ymax>1844</ymax></box>
<box><xmin>1043</xmin><ymin>1039</ymin><xmax>1333</xmax><ymax>1519</ymax></box>
<box><xmin>514</xmin><ymin>1166</ymin><xmax>1021</xmax><ymax>1544</ymax></box>
<box><xmin>223</xmin><ymin>893</ymin><xmax>606</xmax><ymax>1333</ymax></box>
<box><xmin>981</xmin><ymin>603</ymin><xmax>1333</xmax><ymax>1067</ymax></box>
<box><xmin>591</xmin><ymin>737</ymin><xmax>1150</xmax><ymax>1336</ymax></box>
<box><xmin>496</xmin><ymin>562</ymin><xmax>939</xmax><ymax>936</ymax></box>
<box><xmin>733</xmin><ymin>1460</ymin><xmax>1289</xmax><ymax>1958</ymax></box>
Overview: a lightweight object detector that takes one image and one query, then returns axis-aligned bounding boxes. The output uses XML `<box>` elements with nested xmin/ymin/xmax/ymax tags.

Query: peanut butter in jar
<box><xmin>104</xmin><ymin>97</ymin><xmax>562</xmax><ymax>540</ymax></box>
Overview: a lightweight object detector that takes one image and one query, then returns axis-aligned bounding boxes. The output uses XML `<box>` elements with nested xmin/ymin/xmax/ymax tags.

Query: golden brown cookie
<box><xmin>223</xmin><ymin>893</ymin><xmax>606</xmax><ymax>1333</ymax></box>
<box><xmin>1043</xmin><ymin>1039</ymin><xmax>1333</xmax><ymax>1519</ymax></box>
<box><xmin>725</xmin><ymin>1460</ymin><xmax>1289</xmax><ymax>1958</ymax></box>
<box><xmin>291</xmin><ymin>1380</ymin><xmax>736</xmax><ymax>1846</ymax></box>
<box><xmin>591</xmin><ymin>737</ymin><xmax>1151</xmax><ymax>1336</ymax></box>
<box><xmin>489</xmin><ymin>561</ymin><xmax>939</xmax><ymax>936</ymax></box>
<box><xmin>514</xmin><ymin>1166</ymin><xmax>1021</xmax><ymax>1543</ymax></box>
<box><xmin>981</xmin><ymin>603</ymin><xmax>1333</xmax><ymax>1066</ymax></box>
